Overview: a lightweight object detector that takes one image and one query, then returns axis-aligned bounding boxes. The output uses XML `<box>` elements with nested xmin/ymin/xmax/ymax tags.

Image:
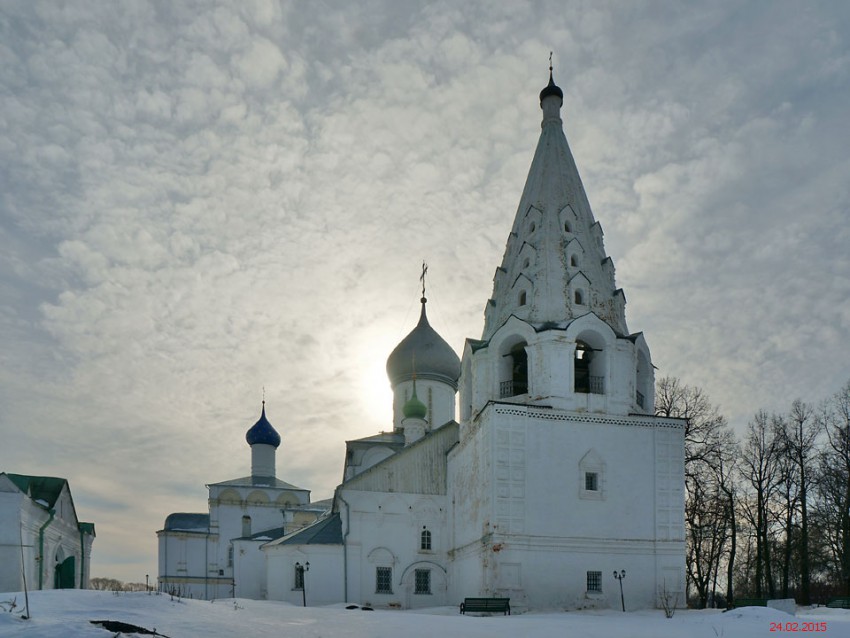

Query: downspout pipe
<box><xmin>38</xmin><ymin>509</ymin><xmax>55</xmax><ymax>590</ymax></box>
<box><xmin>336</xmin><ymin>489</ymin><xmax>351</xmax><ymax>603</ymax></box>
<box><xmin>79</xmin><ymin>528</ymin><xmax>85</xmax><ymax>589</ymax></box>
<box><xmin>204</xmin><ymin>531</ymin><xmax>209</xmax><ymax>600</ymax></box>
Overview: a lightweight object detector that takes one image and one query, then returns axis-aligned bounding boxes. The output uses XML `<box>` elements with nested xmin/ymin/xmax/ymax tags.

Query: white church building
<box><xmin>158</xmin><ymin>69</ymin><xmax>685</xmax><ymax>611</ymax></box>
<box><xmin>0</xmin><ymin>472</ymin><xmax>95</xmax><ymax>593</ymax></box>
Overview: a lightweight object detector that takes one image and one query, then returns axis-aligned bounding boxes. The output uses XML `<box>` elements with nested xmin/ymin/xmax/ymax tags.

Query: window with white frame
<box><xmin>420</xmin><ymin>528</ymin><xmax>432</xmax><ymax>551</ymax></box>
<box><xmin>376</xmin><ymin>566</ymin><xmax>392</xmax><ymax>594</ymax></box>
<box><xmin>585</xmin><ymin>471</ymin><xmax>598</xmax><ymax>492</ymax></box>
<box><xmin>587</xmin><ymin>570</ymin><xmax>602</xmax><ymax>593</ymax></box>
<box><xmin>414</xmin><ymin>569</ymin><xmax>431</xmax><ymax>594</ymax></box>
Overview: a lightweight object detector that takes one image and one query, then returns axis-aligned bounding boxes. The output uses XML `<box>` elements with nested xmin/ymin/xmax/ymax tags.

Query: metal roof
<box><xmin>266</xmin><ymin>514</ymin><xmax>342</xmax><ymax>546</ymax></box>
<box><xmin>163</xmin><ymin>512</ymin><xmax>210</xmax><ymax>532</ymax></box>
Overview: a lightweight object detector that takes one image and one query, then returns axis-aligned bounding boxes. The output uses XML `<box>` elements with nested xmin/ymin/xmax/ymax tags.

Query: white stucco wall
<box><xmin>339</xmin><ymin>489</ymin><xmax>449</xmax><ymax>609</ymax></box>
<box><xmin>157</xmin><ymin>531</ymin><xmax>228</xmax><ymax>599</ymax></box>
<box><xmin>0</xmin><ymin>492</ymin><xmax>27</xmax><ymax>593</ymax></box>
<box><xmin>265</xmin><ymin>544</ymin><xmax>344</xmax><ymax>606</ymax></box>
<box><xmin>449</xmin><ymin>403</ymin><xmax>685</xmax><ymax>610</ymax></box>
<box><xmin>232</xmin><ymin>539</ymin><xmax>268</xmax><ymax>599</ymax></box>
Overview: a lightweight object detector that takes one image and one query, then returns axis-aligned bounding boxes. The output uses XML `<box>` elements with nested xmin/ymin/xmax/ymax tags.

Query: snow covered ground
<box><xmin>0</xmin><ymin>590</ymin><xmax>848</xmax><ymax>638</ymax></box>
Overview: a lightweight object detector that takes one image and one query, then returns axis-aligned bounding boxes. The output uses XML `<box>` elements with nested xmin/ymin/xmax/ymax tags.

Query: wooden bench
<box><xmin>826</xmin><ymin>597</ymin><xmax>850</xmax><ymax>609</ymax></box>
<box><xmin>459</xmin><ymin>597</ymin><xmax>511</xmax><ymax>615</ymax></box>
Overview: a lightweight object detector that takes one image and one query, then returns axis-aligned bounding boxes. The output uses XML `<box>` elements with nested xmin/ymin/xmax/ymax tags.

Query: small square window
<box><xmin>414</xmin><ymin>569</ymin><xmax>431</xmax><ymax>595</ymax></box>
<box><xmin>587</xmin><ymin>570</ymin><xmax>602</xmax><ymax>593</ymax></box>
<box><xmin>585</xmin><ymin>472</ymin><xmax>598</xmax><ymax>491</ymax></box>
<box><xmin>376</xmin><ymin>567</ymin><xmax>392</xmax><ymax>594</ymax></box>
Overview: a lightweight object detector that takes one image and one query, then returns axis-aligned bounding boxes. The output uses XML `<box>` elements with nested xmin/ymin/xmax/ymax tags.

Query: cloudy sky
<box><xmin>1</xmin><ymin>1</ymin><xmax>848</xmax><ymax>583</ymax></box>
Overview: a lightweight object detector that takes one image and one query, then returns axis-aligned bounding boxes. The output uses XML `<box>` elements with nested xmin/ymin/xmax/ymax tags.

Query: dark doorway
<box><xmin>55</xmin><ymin>556</ymin><xmax>75</xmax><ymax>589</ymax></box>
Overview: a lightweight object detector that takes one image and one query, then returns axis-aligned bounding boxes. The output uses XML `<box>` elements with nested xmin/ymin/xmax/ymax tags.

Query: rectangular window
<box><xmin>294</xmin><ymin>566</ymin><xmax>304</xmax><ymax>590</ymax></box>
<box><xmin>585</xmin><ymin>471</ymin><xmax>598</xmax><ymax>491</ymax></box>
<box><xmin>414</xmin><ymin>569</ymin><xmax>431</xmax><ymax>595</ymax></box>
<box><xmin>587</xmin><ymin>570</ymin><xmax>602</xmax><ymax>593</ymax></box>
<box><xmin>376</xmin><ymin>566</ymin><xmax>392</xmax><ymax>594</ymax></box>
<box><xmin>227</xmin><ymin>545</ymin><xmax>234</xmax><ymax>567</ymax></box>
<box><xmin>420</xmin><ymin>529</ymin><xmax>432</xmax><ymax>551</ymax></box>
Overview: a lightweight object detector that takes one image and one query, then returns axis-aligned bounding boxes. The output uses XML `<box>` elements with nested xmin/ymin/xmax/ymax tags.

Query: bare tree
<box><xmin>90</xmin><ymin>577</ymin><xmax>125</xmax><ymax>591</ymax></box>
<box><xmin>656</xmin><ymin>377</ymin><xmax>736</xmax><ymax>607</ymax></box>
<box><xmin>740</xmin><ymin>410</ymin><xmax>782</xmax><ymax>599</ymax></box>
<box><xmin>716</xmin><ymin>451</ymin><xmax>739</xmax><ymax>606</ymax></box>
<box><xmin>775</xmin><ymin>400</ymin><xmax>819</xmax><ymax>604</ymax></box>
<box><xmin>817</xmin><ymin>380</ymin><xmax>850</xmax><ymax>596</ymax></box>
<box><xmin>773</xmin><ymin>427</ymin><xmax>799</xmax><ymax>600</ymax></box>
<box><xmin>656</xmin><ymin>377</ymin><xmax>729</xmax><ymax>468</ymax></box>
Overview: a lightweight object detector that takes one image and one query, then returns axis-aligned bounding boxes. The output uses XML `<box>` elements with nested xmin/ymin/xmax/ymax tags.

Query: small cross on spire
<box><xmin>420</xmin><ymin>261</ymin><xmax>428</xmax><ymax>303</ymax></box>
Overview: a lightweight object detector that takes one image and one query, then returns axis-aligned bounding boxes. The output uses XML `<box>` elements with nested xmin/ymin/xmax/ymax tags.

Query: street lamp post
<box><xmin>613</xmin><ymin>570</ymin><xmax>626</xmax><ymax>612</ymax></box>
<box><xmin>295</xmin><ymin>561</ymin><xmax>310</xmax><ymax>607</ymax></box>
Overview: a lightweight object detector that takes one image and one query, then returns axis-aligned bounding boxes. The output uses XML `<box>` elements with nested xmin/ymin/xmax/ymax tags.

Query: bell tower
<box><xmin>448</xmin><ymin>62</ymin><xmax>685</xmax><ymax>611</ymax></box>
<box><xmin>459</xmin><ymin>65</ymin><xmax>654</xmax><ymax>424</ymax></box>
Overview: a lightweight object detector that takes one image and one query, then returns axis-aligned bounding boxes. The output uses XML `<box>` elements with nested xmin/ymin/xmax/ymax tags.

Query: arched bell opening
<box><xmin>574</xmin><ymin>336</ymin><xmax>606</xmax><ymax>395</ymax></box>
<box><xmin>499</xmin><ymin>339</ymin><xmax>529</xmax><ymax>398</ymax></box>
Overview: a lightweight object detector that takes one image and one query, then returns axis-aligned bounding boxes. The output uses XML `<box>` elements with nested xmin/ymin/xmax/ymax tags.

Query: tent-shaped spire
<box><xmin>482</xmin><ymin>66</ymin><xmax>628</xmax><ymax>340</ymax></box>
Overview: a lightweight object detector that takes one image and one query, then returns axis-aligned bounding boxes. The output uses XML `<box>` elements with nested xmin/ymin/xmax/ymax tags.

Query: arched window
<box><xmin>518</xmin><ymin>290</ymin><xmax>527</xmax><ymax>306</ymax></box>
<box><xmin>564</xmin><ymin>221</ymin><xmax>571</xmax><ymax>233</ymax></box>
<box><xmin>420</xmin><ymin>528</ymin><xmax>432</xmax><ymax>551</ymax></box>
<box><xmin>570</xmin><ymin>254</ymin><xmax>579</xmax><ymax>267</ymax></box>
<box><xmin>241</xmin><ymin>515</ymin><xmax>252</xmax><ymax>538</ymax></box>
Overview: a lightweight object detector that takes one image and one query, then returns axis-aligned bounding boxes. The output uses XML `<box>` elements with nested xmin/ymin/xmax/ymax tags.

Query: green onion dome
<box><xmin>402</xmin><ymin>384</ymin><xmax>428</xmax><ymax>420</ymax></box>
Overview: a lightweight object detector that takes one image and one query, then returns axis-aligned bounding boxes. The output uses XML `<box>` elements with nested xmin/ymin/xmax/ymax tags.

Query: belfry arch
<box><xmin>574</xmin><ymin>332</ymin><xmax>606</xmax><ymax>395</ymax></box>
<box><xmin>499</xmin><ymin>338</ymin><xmax>529</xmax><ymax>398</ymax></box>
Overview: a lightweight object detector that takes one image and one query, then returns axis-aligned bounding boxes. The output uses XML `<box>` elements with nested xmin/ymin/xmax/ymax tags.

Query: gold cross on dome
<box><xmin>420</xmin><ymin>261</ymin><xmax>428</xmax><ymax>298</ymax></box>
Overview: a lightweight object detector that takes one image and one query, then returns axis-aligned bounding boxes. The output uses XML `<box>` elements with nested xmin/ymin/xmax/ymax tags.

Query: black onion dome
<box><xmin>386</xmin><ymin>299</ymin><xmax>461</xmax><ymax>389</ymax></box>
<box><xmin>539</xmin><ymin>69</ymin><xmax>563</xmax><ymax>105</ymax></box>
<box><xmin>245</xmin><ymin>403</ymin><xmax>281</xmax><ymax>448</ymax></box>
